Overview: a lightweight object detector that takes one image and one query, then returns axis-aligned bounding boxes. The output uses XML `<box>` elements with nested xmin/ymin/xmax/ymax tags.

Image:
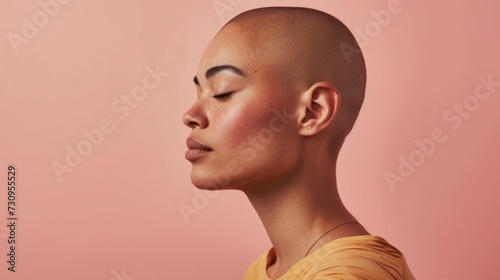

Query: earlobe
<box><xmin>298</xmin><ymin>82</ymin><xmax>340</xmax><ymax>136</ymax></box>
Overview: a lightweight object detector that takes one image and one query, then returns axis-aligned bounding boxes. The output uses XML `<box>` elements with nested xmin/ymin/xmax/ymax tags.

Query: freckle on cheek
<box><xmin>212</xmin><ymin>108</ymin><xmax>222</xmax><ymax>121</ymax></box>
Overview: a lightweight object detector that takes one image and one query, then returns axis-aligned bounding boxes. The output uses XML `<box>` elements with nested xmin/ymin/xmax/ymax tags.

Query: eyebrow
<box><xmin>193</xmin><ymin>65</ymin><xmax>246</xmax><ymax>85</ymax></box>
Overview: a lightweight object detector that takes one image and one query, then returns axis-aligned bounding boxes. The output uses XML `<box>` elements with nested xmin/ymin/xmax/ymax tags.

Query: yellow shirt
<box><xmin>244</xmin><ymin>235</ymin><xmax>416</xmax><ymax>280</ymax></box>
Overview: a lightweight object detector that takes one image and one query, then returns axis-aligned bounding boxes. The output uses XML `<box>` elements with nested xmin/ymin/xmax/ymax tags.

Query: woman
<box><xmin>183</xmin><ymin>6</ymin><xmax>415</xmax><ymax>279</ymax></box>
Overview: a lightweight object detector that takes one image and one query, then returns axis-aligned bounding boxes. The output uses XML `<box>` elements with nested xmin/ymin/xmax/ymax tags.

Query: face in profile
<box><xmin>183</xmin><ymin>24</ymin><xmax>302</xmax><ymax>192</ymax></box>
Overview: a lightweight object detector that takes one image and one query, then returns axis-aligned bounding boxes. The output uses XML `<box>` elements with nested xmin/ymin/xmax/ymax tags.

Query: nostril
<box><xmin>182</xmin><ymin>102</ymin><xmax>207</xmax><ymax>128</ymax></box>
<box><xmin>183</xmin><ymin>112</ymin><xmax>200</xmax><ymax>128</ymax></box>
<box><xmin>188</xmin><ymin>120</ymin><xmax>199</xmax><ymax>128</ymax></box>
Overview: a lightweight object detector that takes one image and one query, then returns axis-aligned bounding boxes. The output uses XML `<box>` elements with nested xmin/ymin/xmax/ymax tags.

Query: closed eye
<box><xmin>213</xmin><ymin>91</ymin><xmax>234</xmax><ymax>100</ymax></box>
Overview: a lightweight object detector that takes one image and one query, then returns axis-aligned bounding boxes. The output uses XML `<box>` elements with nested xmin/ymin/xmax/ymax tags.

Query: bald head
<box><xmin>221</xmin><ymin>7</ymin><xmax>366</xmax><ymax>153</ymax></box>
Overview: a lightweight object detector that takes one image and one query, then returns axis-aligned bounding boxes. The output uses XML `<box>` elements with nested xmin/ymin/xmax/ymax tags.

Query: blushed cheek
<box><xmin>215</xmin><ymin>104</ymin><xmax>272</xmax><ymax>147</ymax></box>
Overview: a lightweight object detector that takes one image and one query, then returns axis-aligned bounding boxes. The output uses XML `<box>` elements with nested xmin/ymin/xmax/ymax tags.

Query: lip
<box><xmin>185</xmin><ymin>138</ymin><xmax>212</xmax><ymax>161</ymax></box>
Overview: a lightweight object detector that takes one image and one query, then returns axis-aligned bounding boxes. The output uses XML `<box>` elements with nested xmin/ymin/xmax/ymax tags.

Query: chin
<box><xmin>190</xmin><ymin>170</ymin><xmax>231</xmax><ymax>191</ymax></box>
<box><xmin>189</xmin><ymin>162</ymin><xmax>276</xmax><ymax>192</ymax></box>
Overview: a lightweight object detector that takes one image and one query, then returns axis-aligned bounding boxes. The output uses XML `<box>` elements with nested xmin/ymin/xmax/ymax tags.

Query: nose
<box><xmin>182</xmin><ymin>99</ymin><xmax>208</xmax><ymax>129</ymax></box>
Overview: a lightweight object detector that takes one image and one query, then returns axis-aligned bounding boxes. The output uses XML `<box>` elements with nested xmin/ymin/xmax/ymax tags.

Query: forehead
<box><xmin>197</xmin><ymin>25</ymin><xmax>261</xmax><ymax>77</ymax></box>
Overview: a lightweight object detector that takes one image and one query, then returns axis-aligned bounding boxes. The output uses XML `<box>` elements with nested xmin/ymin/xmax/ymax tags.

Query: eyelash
<box><xmin>213</xmin><ymin>91</ymin><xmax>234</xmax><ymax>100</ymax></box>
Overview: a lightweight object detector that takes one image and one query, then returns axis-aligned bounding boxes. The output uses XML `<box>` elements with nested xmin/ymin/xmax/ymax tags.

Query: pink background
<box><xmin>1</xmin><ymin>0</ymin><xmax>499</xmax><ymax>279</ymax></box>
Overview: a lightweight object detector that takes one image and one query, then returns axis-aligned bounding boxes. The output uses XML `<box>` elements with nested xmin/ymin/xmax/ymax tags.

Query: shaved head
<box><xmin>192</xmin><ymin>7</ymin><xmax>366</xmax><ymax>161</ymax></box>
<box><xmin>221</xmin><ymin>7</ymin><xmax>366</xmax><ymax>154</ymax></box>
<box><xmin>185</xmin><ymin>6</ymin><xmax>367</xmax><ymax>191</ymax></box>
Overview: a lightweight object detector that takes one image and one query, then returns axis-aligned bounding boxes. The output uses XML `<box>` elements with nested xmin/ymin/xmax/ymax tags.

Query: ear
<box><xmin>297</xmin><ymin>82</ymin><xmax>341</xmax><ymax>136</ymax></box>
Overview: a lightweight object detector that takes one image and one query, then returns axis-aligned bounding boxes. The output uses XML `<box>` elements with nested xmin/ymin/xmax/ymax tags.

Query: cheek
<box><xmin>214</xmin><ymin>102</ymin><xmax>272</xmax><ymax>145</ymax></box>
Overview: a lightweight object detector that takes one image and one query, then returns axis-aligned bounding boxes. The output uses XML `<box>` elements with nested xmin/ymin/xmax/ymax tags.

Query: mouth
<box><xmin>185</xmin><ymin>138</ymin><xmax>212</xmax><ymax>161</ymax></box>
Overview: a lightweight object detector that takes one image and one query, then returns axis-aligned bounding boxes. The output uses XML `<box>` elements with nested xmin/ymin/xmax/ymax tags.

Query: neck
<box><xmin>243</xmin><ymin>159</ymin><xmax>368</xmax><ymax>278</ymax></box>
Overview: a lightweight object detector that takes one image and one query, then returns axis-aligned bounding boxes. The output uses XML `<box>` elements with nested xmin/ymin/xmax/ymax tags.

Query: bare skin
<box><xmin>184</xmin><ymin>7</ymin><xmax>368</xmax><ymax>279</ymax></box>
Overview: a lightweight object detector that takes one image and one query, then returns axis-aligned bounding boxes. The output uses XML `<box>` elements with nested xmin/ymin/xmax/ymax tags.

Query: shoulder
<box><xmin>243</xmin><ymin>235</ymin><xmax>416</xmax><ymax>280</ymax></box>
<box><xmin>298</xmin><ymin>235</ymin><xmax>416</xmax><ymax>280</ymax></box>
